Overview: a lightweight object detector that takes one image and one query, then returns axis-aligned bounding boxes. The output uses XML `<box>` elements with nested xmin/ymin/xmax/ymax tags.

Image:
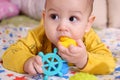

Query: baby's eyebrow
<box><xmin>47</xmin><ymin>8</ymin><xmax>57</xmax><ymax>12</ymax></box>
<box><xmin>73</xmin><ymin>11</ymin><xmax>82</xmax><ymax>13</ymax></box>
<box><xmin>69</xmin><ymin>11</ymin><xmax>83</xmax><ymax>15</ymax></box>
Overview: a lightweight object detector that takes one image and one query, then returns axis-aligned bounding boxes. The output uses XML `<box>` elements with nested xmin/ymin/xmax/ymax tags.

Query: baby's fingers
<box><xmin>25</xmin><ymin>62</ymin><xmax>37</xmax><ymax>75</ymax></box>
<box><xmin>34</xmin><ymin>56</ymin><xmax>43</xmax><ymax>65</ymax></box>
<box><xmin>58</xmin><ymin>50</ymin><xmax>69</xmax><ymax>60</ymax></box>
<box><xmin>33</xmin><ymin>62</ymin><xmax>43</xmax><ymax>74</ymax></box>
<box><xmin>33</xmin><ymin>56</ymin><xmax>43</xmax><ymax>73</ymax></box>
<box><xmin>76</xmin><ymin>39</ymin><xmax>85</xmax><ymax>48</ymax></box>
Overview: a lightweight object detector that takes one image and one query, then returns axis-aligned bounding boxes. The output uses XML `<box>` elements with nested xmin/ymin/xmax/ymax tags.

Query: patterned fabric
<box><xmin>0</xmin><ymin>26</ymin><xmax>120</xmax><ymax>80</ymax></box>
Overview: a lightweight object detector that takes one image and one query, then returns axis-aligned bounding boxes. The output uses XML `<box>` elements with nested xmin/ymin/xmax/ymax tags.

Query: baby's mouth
<box><xmin>59</xmin><ymin>36</ymin><xmax>69</xmax><ymax>41</ymax></box>
<box><xmin>58</xmin><ymin>36</ymin><xmax>77</xmax><ymax>48</ymax></box>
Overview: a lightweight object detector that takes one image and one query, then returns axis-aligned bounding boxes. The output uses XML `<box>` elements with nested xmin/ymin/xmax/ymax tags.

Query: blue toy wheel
<box><xmin>42</xmin><ymin>53</ymin><xmax>63</xmax><ymax>76</ymax></box>
<box><xmin>39</xmin><ymin>48</ymin><xmax>64</xmax><ymax>77</ymax></box>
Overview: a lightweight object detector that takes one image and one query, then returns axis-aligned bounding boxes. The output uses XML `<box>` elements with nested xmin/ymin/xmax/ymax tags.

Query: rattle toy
<box><xmin>59</xmin><ymin>37</ymin><xmax>77</xmax><ymax>48</ymax></box>
<box><xmin>70</xmin><ymin>72</ymin><xmax>97</xmax><ymax>80</ymax></box>
<box><xmin>38</xmin><ymin>48</ymin><xmax>69</xmax><ymax>80</ymax></box>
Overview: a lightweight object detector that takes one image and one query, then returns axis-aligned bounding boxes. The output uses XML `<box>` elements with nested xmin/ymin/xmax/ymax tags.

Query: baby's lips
<box><xmin>58</xmin><ymin>37</ymin><xmax>77</xmax><ymax>48</ymax></box>
<box><xmin>59</xmin><ymin>36</ymin><xmax>69</xmax><ymax>41</ymax></box>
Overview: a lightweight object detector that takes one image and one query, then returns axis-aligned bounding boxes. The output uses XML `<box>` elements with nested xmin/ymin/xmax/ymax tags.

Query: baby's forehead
<box><xmin>44</xmin><ymin>0</ymin><xmax>92</xmax><ymax>8</ymax></box>
<box><xmin>44</xmin><ymin>0</ymin><xmax>90</xmax><ymax>6</ymax></box>
<box><xmin>45</xmin><ymin>0</ymin><xmax>92</xmax><ymax>4</ymax></box>
<box><xmin>45</xmin><ymin>0</ymin><xmax>93</xmax><ymax>14</ymax></box>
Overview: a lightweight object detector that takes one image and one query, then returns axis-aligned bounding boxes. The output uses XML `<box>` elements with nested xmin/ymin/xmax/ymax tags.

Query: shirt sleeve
<box><xmin>2</xmin><ymin>25</ymin><xmax>44</xmax><ymax>73</ymax></box>
<box><xmin>80</xmin><ymin>29</ymin><xmax>116</xmax><ymax>74</ymax></box>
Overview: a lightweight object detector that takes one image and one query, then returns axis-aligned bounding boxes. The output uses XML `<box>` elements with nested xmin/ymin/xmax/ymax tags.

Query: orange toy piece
<box><xmin>59</xmin><ymin>37</ymin><xmax>77</xmax><ymax>48</ymax></box>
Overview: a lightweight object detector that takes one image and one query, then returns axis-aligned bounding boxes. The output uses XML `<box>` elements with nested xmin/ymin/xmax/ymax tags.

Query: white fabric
<box><xmin>92</xmin><ymin>0</ymin><xmax>107</xmax><ymax>29</ymax></box>
<box><xmin>108</xmin><ymin>0</ymin><xmax>120</xmax><ymax>28</ymax></box>
<box><xmin>10</xmin><ymin>0</ymin><xmax>46</xmax><ymax>20</ymax></box>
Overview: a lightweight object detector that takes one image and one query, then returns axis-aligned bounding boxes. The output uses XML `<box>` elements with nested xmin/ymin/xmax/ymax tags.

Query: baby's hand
<box><xmin>58</xmin><ymin>37</ymin><xmax>88</xmax><ymax>69</ymax></box>
<box><xmin>24</xmin><ymin>55</ymin><xmax>43</xmax><ymax>75</ymax></box>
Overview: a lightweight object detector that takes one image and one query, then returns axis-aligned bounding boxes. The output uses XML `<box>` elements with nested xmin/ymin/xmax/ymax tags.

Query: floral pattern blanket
<box><xmin>0</xmin><ymin>25</ymin><xmax>120</xmax><ymax>80</ymax></box>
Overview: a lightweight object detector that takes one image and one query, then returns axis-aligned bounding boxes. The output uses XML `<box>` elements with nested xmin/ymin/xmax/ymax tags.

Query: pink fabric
<box><xmin>0</xmin><ymin>0</ymin><xmax>19</xmax><ymax>20</ymax></box>
<box><xmin>0</xmin><ymin>0</ymin><xmax>10</xmax><ymax>1</ymax></box>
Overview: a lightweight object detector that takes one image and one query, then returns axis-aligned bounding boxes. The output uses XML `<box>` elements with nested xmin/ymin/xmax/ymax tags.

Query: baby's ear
<box><xmin>88</xmin><ymin>15</ymin><xmax>95</xmax><ymax>25</ymax></box>
<box><xmin>42</xmin><ymin>10</ymin><xmax>46</xmax><ymax>25</ymax></box>
<box><xmin>85</xmin><ymin>15</ymin><xmax>96</xmax><ymax>32</ymax></box>
<box><xmin>42</xmin><ymin>10</ymin><xmax>46</xmax><ymax>19</ymax></box>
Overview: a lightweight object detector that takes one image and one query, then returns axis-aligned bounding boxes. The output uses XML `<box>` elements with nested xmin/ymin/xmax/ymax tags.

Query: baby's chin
<box><xmin>51</xmin><ymin>41</ymin><xmax>58</xmax><ymax>47</ymax></box>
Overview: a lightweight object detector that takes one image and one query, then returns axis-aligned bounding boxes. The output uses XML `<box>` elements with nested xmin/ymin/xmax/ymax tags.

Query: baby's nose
<box><xmin>57</xmin><ymin>20</ymin><xmax>68</xmax><ymax>31</ymax></box>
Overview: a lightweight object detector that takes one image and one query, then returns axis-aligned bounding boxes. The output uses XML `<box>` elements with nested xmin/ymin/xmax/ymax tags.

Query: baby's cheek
<box><xmin>58</xmin><ymin>37</ymin><xmax>77</xmax><ymax>48</ymax></box>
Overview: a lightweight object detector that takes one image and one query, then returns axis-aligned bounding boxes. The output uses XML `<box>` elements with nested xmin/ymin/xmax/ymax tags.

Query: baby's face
<box><xmin>43</xmin><ymin>0</ymin><xmax>93</xmax><ymax>46</ymax></box>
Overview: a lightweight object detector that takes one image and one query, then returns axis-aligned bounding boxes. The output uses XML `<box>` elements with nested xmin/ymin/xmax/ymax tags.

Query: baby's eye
<box><xmin>50</xmin><ymin>14</ymin><xmax>59</xmax><ymax>20</ymax></box>
<box><xmin>69</xmin><ymin>16</ymin><xmax>77</xmax><ymax>22</ymax></box>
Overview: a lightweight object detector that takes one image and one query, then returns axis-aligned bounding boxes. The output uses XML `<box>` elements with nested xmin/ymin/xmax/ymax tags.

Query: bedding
<box><xmin>0</xmin><ymin>18</ymin><xmax>120</xmax><ymax>79</ymax></box>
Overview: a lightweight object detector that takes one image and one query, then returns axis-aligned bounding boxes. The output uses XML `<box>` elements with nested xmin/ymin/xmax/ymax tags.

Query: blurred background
<box><xmin>0</xmin><ymin>0</ymin><xmax>120</xmax><ymax>29</ymax></box>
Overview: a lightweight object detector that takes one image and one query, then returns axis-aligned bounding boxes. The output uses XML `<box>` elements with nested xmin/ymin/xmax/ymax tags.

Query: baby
<box><xmin>2</xmin><ymin>0</ymin><xmax>115</xmax><ymax>75</ymax></box>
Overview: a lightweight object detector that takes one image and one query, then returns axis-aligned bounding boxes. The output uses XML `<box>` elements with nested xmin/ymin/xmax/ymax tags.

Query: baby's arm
<box><xmin>2</xmin><ymin>27</ymin><xmax>43</xmax><ymax>73</ymax></box>
<box><xmin>58</xmin><ymin>29</ymin><xmax>116</xmax><ymax>75</ymax></box>
<box><xmin>80</xmin><ymin>29</ymin><xmax>116</xmax><ymax>74</ymax></box>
